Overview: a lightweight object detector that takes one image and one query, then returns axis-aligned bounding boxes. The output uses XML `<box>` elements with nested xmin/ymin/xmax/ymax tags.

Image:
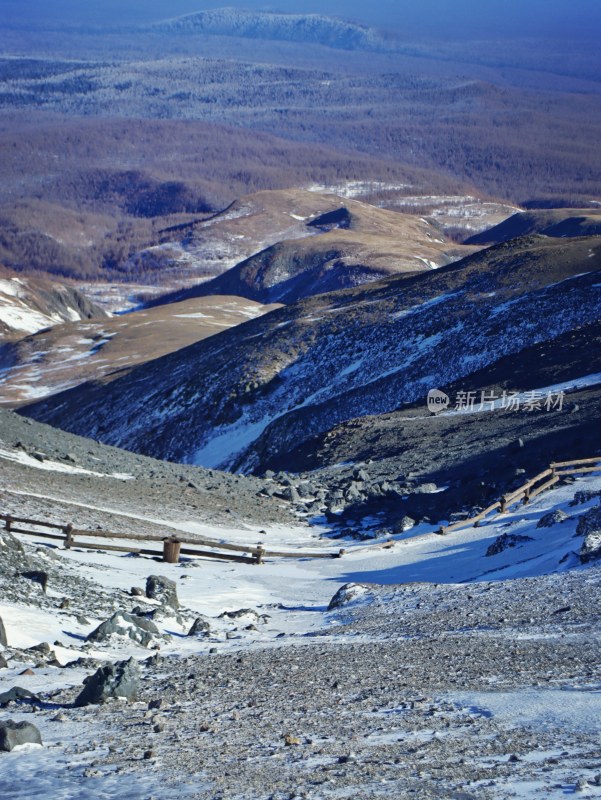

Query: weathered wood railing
<box><xmin>438</xmin><ymin>454</ymin><xmax>601</xmax><ymax>535</ymax></box>
<box><xmin>3</xmin><ymin>455</ymin><xmax>600</xmax><ymax>559</ymax></box>
<box><xmin>0</xmin><ymin>513</ymin><xmax>344</xmax><ymax>564</ymax></box>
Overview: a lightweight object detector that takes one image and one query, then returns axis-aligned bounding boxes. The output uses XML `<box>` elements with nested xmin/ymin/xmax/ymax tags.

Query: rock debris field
<box><xmin>0</xmin><ymin>412</ymin><xmax>600</xmax><ymax>798</ymax></box>
<box><xmin>1</xmin><ymin>556</ymin><xmax>601</xmax><ymax>799</ymax></box>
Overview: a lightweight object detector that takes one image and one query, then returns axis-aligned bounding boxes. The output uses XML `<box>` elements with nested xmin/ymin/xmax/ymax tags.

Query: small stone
<box><xmin>284</xmin><ymin>734</ymin><xmax>301</xmax><ymax>746</ymax></box>
<box><xmin>508</xmin><ymin>753</ymin><xmax>520</xmax><ymax>763</ymax></box>
<box><xmin>143</xmin><ymin>749</ymin><xmax>154</xmax><ymax>760</ymax></box>
<box><xmin>19</xmin><ymin>668</ymin><xmax>35</xmax><ymax>676</ymax></box>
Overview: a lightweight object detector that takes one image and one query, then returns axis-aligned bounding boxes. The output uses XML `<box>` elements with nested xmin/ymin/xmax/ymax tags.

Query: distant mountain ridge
<box><xmin>20</xmin><ymin>236</ymin><xmax>601</xmax><ymax>472</ymax></box>
<box><xmin>151</xmin><ymin>8</ymin><xmax>392</xmax><ymax>52</ymax></box>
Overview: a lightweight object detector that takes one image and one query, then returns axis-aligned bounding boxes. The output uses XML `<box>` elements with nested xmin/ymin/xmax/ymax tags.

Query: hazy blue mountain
<box><xmin>4</xmin><ymin>0</ymin><xmax>601</xmax><ymax>40</ymax></box>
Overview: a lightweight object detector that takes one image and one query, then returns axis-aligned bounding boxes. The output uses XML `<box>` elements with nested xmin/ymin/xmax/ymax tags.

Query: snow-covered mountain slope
<box><xmin>146</xmin><ymin>189</ymin><xmax>473</xmax><ymax>307</ymax></box>
<box><xmin>0</xmin><ymin>296</ymin><xmax>280</xmax><ymax>407</ymax></box>
<box><xmin>0</xmin><ymin>271</ymin><xmax>106</xmax><ymax>339</ymax></box>
<box><xmin>257</xmin><ymin>318</ymin><xmax>601</xmax><ymax>476</ymax></box>
<box><xmin>151</xmin><ymin>8</ymin><xmax>390</xmax><ymax>53</ymax></box>
<box><xmin>19</xmin><ymin>236</ymin><xmax>601</xmax><ymax>476</ymax></box>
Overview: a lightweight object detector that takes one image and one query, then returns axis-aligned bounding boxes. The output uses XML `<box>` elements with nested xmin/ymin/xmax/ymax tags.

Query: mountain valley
<box><xmin>0</xmin><ymin>5</ymin><xmax>600</xmax><ymax>799</ymax></box>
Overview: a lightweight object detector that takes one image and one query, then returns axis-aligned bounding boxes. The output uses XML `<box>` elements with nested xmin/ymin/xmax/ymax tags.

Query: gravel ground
<box><xmin>2</xmin><ymin>410</ymin><xmax>601</xmax><ymax>798</ymax></box>
<box><xmin>6</xmin><ymin>565</ymin><xmax>599</xmax><ymax>800</ymax></box>
<box><xmin>0</xmin><ymin>409</ymin><xmax>299</xmax><ymax>531</ymax></box>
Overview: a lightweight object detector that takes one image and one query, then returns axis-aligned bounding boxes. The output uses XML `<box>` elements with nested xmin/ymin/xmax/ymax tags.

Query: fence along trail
<box><xmin>2</xmin><ymin>455</ymin><xmax>600</xmax><ymax>563</ymax></box>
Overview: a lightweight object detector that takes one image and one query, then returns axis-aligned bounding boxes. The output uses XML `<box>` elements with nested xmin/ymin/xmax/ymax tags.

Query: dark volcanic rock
<box><xmin>580</xmin><ymin>532</ymin><xmax>601</xmax><ymax>564</ymax></box>
<box><xmin>0</xmin><ymin>720</ymin><xmax>42</xmax><ymax>751</ymax></box>
<box><xmin>328</xmin><ymin>583</ymin><xmax>370</xmax><ymax>611</ymax></box>
<box><xmin>485</xmin><ymin>533</ymin><xmax>534</xmax><ymax>557</ymax></box>
<box><xmin>537</xmin><ymin>509</ymin><xmax>569</xmax><ymax>528</ymax></box>
<box><xmin>0</xmin><ymin>686</ymin><xmax>40</xmax><ymax>707</ymax></box>
<box><xmin>576</xmin><ymin>504</ymin><xmax>601</xmax><ymax>539</ymax></box>
<box><xmin>146</xmin><ymin>575</ymin><xmax>179</xmax><ymax>610</ymax></box>
<box><xmin>188</xmin><ymin>617</ymin><xmax>212</xmax><ymax>637</ymax></box>
<box><xmin>74</xmin><ymin>657</ymin><xmax>140</xmax><ymax>707</ymax></box>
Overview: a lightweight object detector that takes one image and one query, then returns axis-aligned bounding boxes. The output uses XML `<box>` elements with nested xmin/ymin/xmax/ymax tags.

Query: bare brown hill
<box><xmin>0</xmin><ymin>295</ymin><xmax>280</xmax><ymax>406</ymax></box>
<box><xmin>147</xmin><ymin>190</ymin><xmax>476</xmax><ymax>306</ymax></box>
<box><xmin>467</xmin><ymin>208</ymin><xmax>601</xmax><ymax>245</ymax></box>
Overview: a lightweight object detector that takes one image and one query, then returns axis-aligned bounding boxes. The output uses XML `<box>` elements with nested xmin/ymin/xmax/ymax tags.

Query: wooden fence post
<box><xmin>254</xmin><ymin>546</ymin><xmax>265</xmax><ymax>565</ymax></box>
<box><xmin>437</xmin><ymin>526</ymin><xmax>448</xmax><ymax>536</ymax></box>
<box><xmin>337</xmin><ymin>549</ymin><xmax>346</xmax><ymax>558</ymax></box>
<box><xmin>5</xmin><ymin>515</ymin><xmax>12</xmax><ymax>533</ymax></box>
<box><xmin>63</xmin><ymin>523</ymin><xmax>74</xmax><ymax>549</ymax></box>
<box><xmin>522</xmin><ymin>488</ymin><xmax>530</xmax><ymax>505</ymax></box>
<box><xmin>163</xmin><ymin>537</ymin><xmax>181</xmax><ymax>564</ymax></box>
<box><xmin>500</xmin><ymin>498</ymin><xmax>507</xmax><ymax>514</ymax></box>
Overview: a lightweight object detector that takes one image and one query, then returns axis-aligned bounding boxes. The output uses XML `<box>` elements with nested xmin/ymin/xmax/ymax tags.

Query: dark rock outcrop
<box><xmin>74</xmin><ymin>657</ymin><xmax>140</xmax><ymax>707</ymax></box>
<box><xmin>146</xmin><ymin>575</ymin><xmax>179</xmax><ymax>610</ymax></box>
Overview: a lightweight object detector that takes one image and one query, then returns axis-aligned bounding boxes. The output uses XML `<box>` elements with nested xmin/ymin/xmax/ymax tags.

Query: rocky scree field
<box><xmin>0</xmin><ymin>436</ymin><xmax>601</xmax><ymax>798</ymax></box>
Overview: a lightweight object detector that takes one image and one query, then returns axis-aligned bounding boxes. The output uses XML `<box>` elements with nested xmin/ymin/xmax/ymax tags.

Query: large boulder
<box><xmin>188</xmin><ymin>616</ymin><xmax>212</xmax><ymax>637</ymax></box>
<box><xmin>576</xmin><ymin>504</ymin><xmax>601</xmax><ymax>539</ymax></box>
<box><xmin>0</xmin><ymin>720</ymin><xmax>42</xmax><ymax>751</ymax></box>
<box><xmin>86</xmin><ymin>611</ymin><xmax>159</xmax><ymax>648</ymax></box>
<box><xmin>536</xmin><ymin>509</ymin><xmax>568</xmax><ymax>529</ymax></box>
<box><xmin>328</xmin><ymin>583</ymin><xmax>370</xmax><ymax>611</ymax></box>
<box><xmin>146</xmin><ymin>575</ymin><xmax>179</xmax><ymax>610</ymax></box>
<box><xmin>0</xmin><ymin>531</ymin><xmax>26</xmax><ymax>576</ymax></box>
<box><xmin>74</xmin><ymin>657</ymin><xmax>140</xmax><ymax>707</ymax></box>
<box><xmin>0</xmin><ymin>686</ymin><xmax>40</xmax><ymax>707</ymax></box>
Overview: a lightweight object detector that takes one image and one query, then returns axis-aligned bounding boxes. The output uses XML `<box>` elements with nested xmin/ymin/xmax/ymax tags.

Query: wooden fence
<box><xmin>2</xmin><ymin>454</ymin><xmax>600</xmax><ymax>561</ymax></box>
<box><xmin>438</xmin><ymin>454</ymin><xmax>601</xmax><ymax>535</ymax></box>
<box><xmin>0</xmin><ymin>514</ymin><xmax>345</xmax><ymax>565</ymax></box>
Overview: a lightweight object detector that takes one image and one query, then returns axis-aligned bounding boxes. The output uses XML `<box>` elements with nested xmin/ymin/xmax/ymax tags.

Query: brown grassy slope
<box><xmin>148</xmin><ymin>190</ymin><xmax>478</xmax><ymax>305</ymax></box>
<box><xmin>0</xmin><ymin>295</ymin><xmax>281</xmax><ymax>406</ymax></box>
<box><xmin>0</xmin><ymin>113</ymin><xmax>464</xmax><ymax>282</ymax></box>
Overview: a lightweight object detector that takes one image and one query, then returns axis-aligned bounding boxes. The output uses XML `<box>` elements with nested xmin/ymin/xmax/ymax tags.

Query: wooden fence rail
<box><xmin>438</xmin><ymin>454</ymin><xmax>601</xmax><ymax>535</ymax></box>
<box><xmin>0</xmin><ymin>512</ymin><xmax>343</xmax><ymax>565</ymax></box>
<box><xmin>2</xmin><ymin>454</ymin><xmax>600</xmax><ymax>559</ymax></box>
